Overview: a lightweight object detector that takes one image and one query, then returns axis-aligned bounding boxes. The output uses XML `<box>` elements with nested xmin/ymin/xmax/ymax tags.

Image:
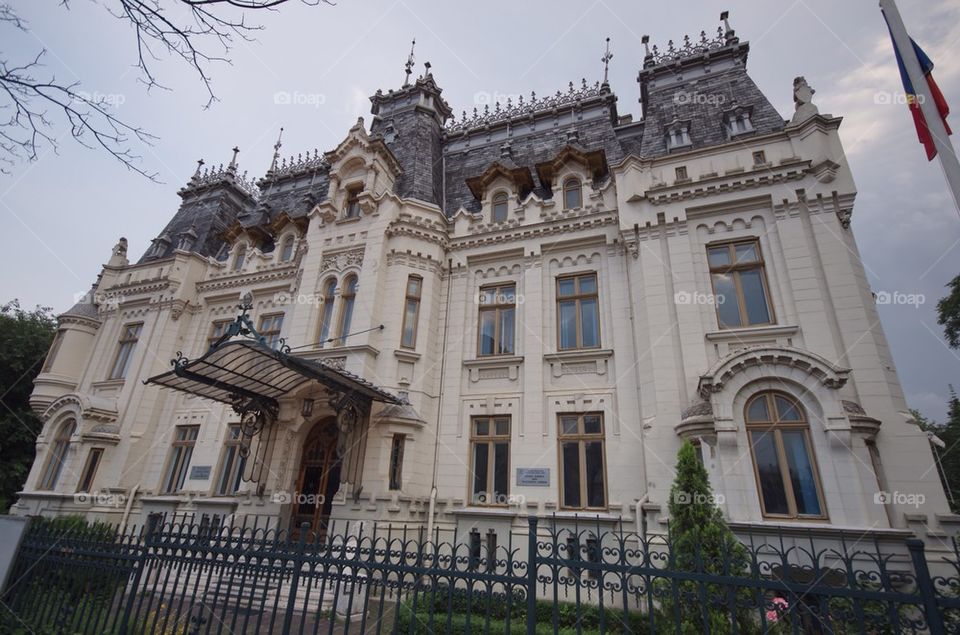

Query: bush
<box><xmin>395</xmin><ymin>585</ymin><xmax>646</xmax><ymax>634</ymax></box>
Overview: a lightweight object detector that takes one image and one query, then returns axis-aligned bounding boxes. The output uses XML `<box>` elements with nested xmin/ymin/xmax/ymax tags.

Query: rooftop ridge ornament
<box><xmin>444</xmin><ymin>79</ymin><xmax>605</xmax><ymax>134</ymax></box>
<box><xmin>403</xmin><ymin>38</ymin><xmax>416</xmax><ymax>87</ymax></box>
<box><xmin>642</xmin><ymin>11</ymin><xmax>737</xmax><ymax>68</ymax></box>
<box><xmin>267</xmin><ymin>127</ymin><xmax>284</xmax><ymax>174</ymax></box>
<box><xmin>601</xmin><ymin>37</ymin><xmax>613</xmax><ymax>84</ymax></box>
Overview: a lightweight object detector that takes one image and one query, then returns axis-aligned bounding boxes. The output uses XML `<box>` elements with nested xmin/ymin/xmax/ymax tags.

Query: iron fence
<box><xmin>2</xmin><ymin>514</ymin><xmax>959</xmax><ymax>634</ymax></box>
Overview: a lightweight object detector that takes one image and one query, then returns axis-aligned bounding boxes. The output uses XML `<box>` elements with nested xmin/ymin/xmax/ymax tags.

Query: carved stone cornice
<box><xmin>698</xmin><ymin>345</ymin><xmax>850</xmax><ymax>399</ymax></box>
<box><xmin>321</xmin><ymin>248</ymin><xmax>364</xmax><ymax>272</ymax></box>
<box><xmin>449</xmin><ymin>211</ymin><xmax>618</xmax><ymax>252</ymax></box>
<box><xmin>196</xmin><ymin>267</ymin><xmax>297</xmax><ymax>294</ymax></box>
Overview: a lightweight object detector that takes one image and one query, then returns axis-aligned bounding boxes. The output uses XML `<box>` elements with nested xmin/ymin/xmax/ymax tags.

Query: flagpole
<box><xmin>880</xmin><ymin>0</ymin><xmax>960</xmax><ymax>217</ymax></box>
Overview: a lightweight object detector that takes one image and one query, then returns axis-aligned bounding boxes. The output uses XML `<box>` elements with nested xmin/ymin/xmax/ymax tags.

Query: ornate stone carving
<box><xmin>321</xmin><ymin>249</ymin><xmax>364</xmax><ymax>272</ymax></box>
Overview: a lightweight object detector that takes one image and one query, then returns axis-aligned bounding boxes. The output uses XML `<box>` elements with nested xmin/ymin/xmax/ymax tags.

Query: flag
<box><xmin>884</xmin><ymin>14</ymin><xmax>952</xmax><ymax>160</ymax></box>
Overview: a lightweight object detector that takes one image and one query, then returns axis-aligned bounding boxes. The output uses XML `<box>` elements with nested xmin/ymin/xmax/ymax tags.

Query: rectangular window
<box><xmin>216</xmin><ymin>425</ymin><xmax>246</xmax><ymax>495</ymax></box>
<box><xmin>675</xmin><ymin>166</ymin><xmax>688</xmax><ymax>181</ymax></box>
<box><xmin>388</xmin><ymin>434</ymin><xmax>405</xmax><ymax>490</ymax></box>
<box><xmin>557</xmin><ymin>274</ymin><xmax>600</xmax><ymax>350</ymax></box>
<box><xmin>470</xmin><ymin>416</ymin><xmax>510</xmax><ymax>505</ymax></box>
<box><xmin>752</xmin><ymin>150</ymin><xmax>767</xmax><ymax>166</ymax></box>
<box><xmin>207</xmin><ymin>319</ymin><xmax>232</xmax><ymax>351</ymax></box>
<box><xmin>109</xmin><ymin>323</ymin><xmax>143</xmax><ymax>380</ymax></box>
<box><xmin>478</xmin><ymin>284</ymin><xmax>516</xmax><ymax>356</ymax></box>
<box><xmin>345</xmin><ymin>187</ymin><xmax>361</xmax><ymax>218</ymax></box>
<box><xmin>400</xmin><ymin>276</ymin><xmax>422</xmax><ymax>349</ymax></box>
<box><xmin>707</xmin><ymin>240</ymin><xmax>774</xmax><ymax>329</ymax></box>
<box><xmin>42</xmin><ymin>330</ymin><xmax>65</xmax><ymax>372</ymax></box>
<box><xmin>258</xmin><ymin>314</ymin><xmax>284</xmax><ymax>349</ymax></box>
<box><xmin>558</xmin><ymin>413</ymin><xmax>606</xmax><ymax>510</ymax></box>
<box><xmin>76</xmin><ymin>448</ymin><xmax>104</xmax><ymax>493</ymax></box>
<box><xmin>163</xmin><ymin>425</ymin><xmax>200</xmax><ymax>494</ymax></box>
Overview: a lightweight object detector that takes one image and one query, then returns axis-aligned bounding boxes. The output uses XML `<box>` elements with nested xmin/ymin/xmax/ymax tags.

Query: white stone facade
<box><xmin>17</xmin><ymin>26</ymin><xmax>958</xmax><ymax>561</ymax></box>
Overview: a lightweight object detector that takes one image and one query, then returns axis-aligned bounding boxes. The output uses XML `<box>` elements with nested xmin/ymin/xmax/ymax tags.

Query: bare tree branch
<box><xmin>0</xmin><ymin>0</ymin><xmax>328</xmax><ymax>180</ymax></box>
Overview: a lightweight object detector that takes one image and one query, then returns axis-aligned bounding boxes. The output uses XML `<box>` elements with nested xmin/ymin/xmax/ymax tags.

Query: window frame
<box><xmin>400</xmin><ymin>275</ymin><xmax>422</xmax><ymax>349</ymax></box>
<box><xmin>706</xmin><ymin>238</ymin><xmax>776</xmax><ymax>329</ymax></box>
<box><xmin>469</xmin><ymin>416</ymin><xmax>511</xmax><ymax>507</ymax></box>
<box><xmin>207</xmin><ymin>319</ymin><xmax>233</xmax><ymax>352</ymax></box>
<box><xmin>38</xmin><ymin>419</ymin><xmax>76</xmax><ymax>490</ymax></box>
<box><xmin>42</xmin><ymin>329</ymin><xmax>65</xmax><ymax>372</ymax></box>
<box><xmin>232</xmin><ymin>244</ymin><xmax>247</xmax><ymax>271</ymax></box>
<box><xmin>279</xmin><ymin>235</ymin><xmax>295</xmax><ymax>262</ymax></box>
<box><xmin>477</xmin><ymin>283</ymin><xmax>517</xmax><ymax>357</ymax></box>
<box><xmin>562</xmin><ymin>177</ymin><xmax>582</xmax><ymax>210</ymax></box>
<box><xmin>556</xmin><ymin>273</ymin><xmax>601</xmax><ymax>351</ymax></box>
<box><xmin>76</xmin><ymin>447</ymin><xmax>104</xmax><ymax>493</ymax></box>
<box><xmin>317</xmin><ymin>278</ymin><xmax>338</xmax><ymax>347</ymax></box>
<box><xmin>335</xmin><ymin>275</ymin><xmax>358</xmax><ymax>346</ymax></box>
<box><xmin>388</xmin><ymin>434</ymin><xmax>405</xmax><ymax>491</ymax></box>
<box><xmin>675</xmin><ymin>166</ymin><xmax>688</xmax><ymax>181</ymax></box>
<box><xmin>344</xmin><ymin>186</ymin><xmax>362</xmax><ymax>219</ymax></box>
<box><xmin>258</xmin><ymin>313</ymin><xmax>285</xmax><ymax>349</ymax></box>
<box><xmin>162</xmin><ymin>425</ymin><xmax>200</xmax><ymax>494</ymax></box>
<box><xmin>215</xmin><ymin>424</ymin><xmax>246</xmax><ymax>496</ymax></box>
<box><xmin>109</xmin><ymin>322</ymin><xmax>143</xmax><ymax>380</ymax></box>
<box><xmin>557</xmin><ymin>412</ymin><xmax>608</xmax><ymax>511</ymax></box>
<box><xmin>491</xmin><ymin>191</ymin><xmax>509</xmax><ymax>223</ymax></box>
<box><xmin>745</xmin><ymin>391</ymin><xmax>828</xmax><ymax>521</ymax></box>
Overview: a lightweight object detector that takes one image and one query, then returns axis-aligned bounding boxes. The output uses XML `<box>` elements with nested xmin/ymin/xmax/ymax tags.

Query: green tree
<box><xmin>914</xmin><ymin>394</ymin><xmax>960</xmax><ymax>513</ymax></box>
<box><xmin>937</xmin><ymin>274</ymin><xmax>960</xmax><ymax>349</ymax></box>
<box><xmin>0</xmin><ymin>300</ymin><xmax>56</xmax><ymax>511</ymax></box>
<box><xmin>656</xmin><ymin>441</ymin><xmax>755</xmax><ymax>633</ymax></box>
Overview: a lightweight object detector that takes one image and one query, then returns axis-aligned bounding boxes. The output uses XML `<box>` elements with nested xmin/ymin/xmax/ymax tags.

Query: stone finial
<box><xmin>109</xmin><ymin>237</ymin><xmax>129</xmax><ymax>267</ymax></box>
<box><xmin>720</xmin><ymin>10</ymin><xmax>735</xmax><ymax>42</ymax></box>
<box><xmin>424</xmin><ymin>61</ymin><xmax>432</xmax><ymax>75</ymax></box>
<box><xmin>791</xmin><ymin>76</ymin><xmax>820</xmax><ymax>123</ymax></box>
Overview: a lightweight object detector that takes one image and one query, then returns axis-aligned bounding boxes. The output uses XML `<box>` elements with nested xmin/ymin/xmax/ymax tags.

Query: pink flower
<box><xmin>766</xmin><ymin>597</ymin><xmax>789</xmax><ymax>623</ymax></box>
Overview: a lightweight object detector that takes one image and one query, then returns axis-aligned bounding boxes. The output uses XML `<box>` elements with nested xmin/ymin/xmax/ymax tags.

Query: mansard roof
<box><xmin>137</xmin><ymin>13</ymin><xmax>788</xmax><ymax>254</ymax></box>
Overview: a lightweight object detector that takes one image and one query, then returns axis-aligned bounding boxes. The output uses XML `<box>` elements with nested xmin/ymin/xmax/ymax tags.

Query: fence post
<box><xmin>118</xmin><ymin>512</ymin><xmax>161</xmax><ymax>635</ymax></box>
<box><xmin>281</xmin><ymin>523</ymin><xmax>309</xmax><ymax>635</ymax></box>
<box><xmin>907</xmin><ymin>538</ymin><xmax>946</xmax><ymax>635</ymax></box>
<box><xmin>526</xmin><ymin>516</ymin><xmax>538</xmax><ymax>635</ymax></box>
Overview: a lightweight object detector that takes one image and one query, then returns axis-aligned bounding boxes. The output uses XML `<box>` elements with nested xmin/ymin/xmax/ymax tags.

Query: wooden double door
<box><xmin>289</xmin><ymin>418</ymin><xmax>341</xmax><ymax>539</ymax></box>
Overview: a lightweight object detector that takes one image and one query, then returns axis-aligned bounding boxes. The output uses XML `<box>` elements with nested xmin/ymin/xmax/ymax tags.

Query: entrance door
<box><xmin>289</xmin><ymin>419</ymin><xmax>341</xmax><ymax>539</ymax></box>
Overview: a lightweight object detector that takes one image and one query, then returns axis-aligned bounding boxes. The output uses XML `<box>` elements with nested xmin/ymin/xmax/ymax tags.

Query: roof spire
<box><xmin>268</xmin><ymin>127</ymin><xmax>284</xmax><ymax>173</ymax></box>
<box><xmin>192</xmin><ymin>158</ymin><xmax>205</xmax><ymax>180</ymax></box>
<box><xmin>601</xmin><ymin>37</ymin><xmax>613</xmax><ymax>84</ymax></box>
<box><xmin>229</xmin><ymin>146</ymin><xmax>240</xmax><ymax>170</ymax></box>
<box><xmin>403</xmin><ymin>38</ymin><xmax>416</xmax><ymax>87</ymax></box>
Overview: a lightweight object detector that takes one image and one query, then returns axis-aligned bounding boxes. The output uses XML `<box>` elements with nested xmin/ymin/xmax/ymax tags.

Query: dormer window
<box><xmin>492</xmin><ymin>192</ymin><xmax>508</xmax><ymax>223</ymax></box>
<box><xmin>724</xmin><ymin>109</ymin><xmax>755</xmax><ymax>138</ymax></box>
<box><xmin>279</xmin><ymin>236</ymin><xmax>295</xmax><ymax>262</ymax></box>
<box><xmin>232</xmin><ymin>244</ymin><xmax>247</xmax><ymax>271</ymax></box>
<box><xmin>563</xmin><ymin>177</ymin><xmax>582</xmax><ymax>210</ymax></box>
<box><xmin>666</xmin><ymin>126</ymin><xmax>692</xmax><ymax>151</ymax></box>
<box><xmin>344</xmin><ymin>186</ymin><xmax>361</xmax><ymax>218</ymax></box>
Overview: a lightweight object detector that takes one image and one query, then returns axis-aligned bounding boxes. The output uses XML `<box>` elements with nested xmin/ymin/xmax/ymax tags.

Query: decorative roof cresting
<box><xmin>641</xmin><ymin>10</ymin><xmax>739</xmax><ymax>68</ymax></box>
<box><xmin>444</xmin><ymin>79</ymin><xmax>609</xmax><ymax>134</ymax></box>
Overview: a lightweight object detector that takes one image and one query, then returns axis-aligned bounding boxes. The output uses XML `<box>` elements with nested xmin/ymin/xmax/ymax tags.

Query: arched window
<box><xmin>232</xmin><ymin>244</ymin><xmax>247</xmax><ymax>271</ymax></box>
<box><xmin>563</xmin><ymin>178</ymin><xmax>582</xmax><ymax>210</ymax></box>
<box><xmin>317</xmin><ymin>278</ymin><xmax>337</xmax><ymax>347</ymax></box>
<box><xmin>492</xmin><ymin>192</ymin><xmax>508</xmax><ymax>223</ymax></box>
<box><xmin>746</xmin><ymin>391</ymin><xmax>826</xmax><ymax>520</ymax></box>
<box><xmin>39</xmin><ymin>418</ymin><xmax>76</xmax><ymax>490</ymax></box>
<box><xmin>279</xmin><ymin>236</ymin><xmax>295</xmax><ymax>262</ymax></box>
<box><xmin>336</xmin><ymin>275</ymin><xmax>358</xmax><ymax>346</ymax></box>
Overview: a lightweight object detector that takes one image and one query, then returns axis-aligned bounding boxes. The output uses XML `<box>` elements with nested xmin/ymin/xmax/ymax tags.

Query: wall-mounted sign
<box><xmin>189</xmin><ymin>465</ymin><xmax>211</xmax><ymax>480</ymax></box>
<box><xmin>516</xmin><ymin>467</ymin><xmax>550</xmax><ymax>487</ymax></box>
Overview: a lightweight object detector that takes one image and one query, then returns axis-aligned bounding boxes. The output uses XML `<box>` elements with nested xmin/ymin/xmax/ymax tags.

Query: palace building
<box><xmin>18</xmin><ymin>16</ymin><xmax>958</xmax><ymax>555</ymax></box>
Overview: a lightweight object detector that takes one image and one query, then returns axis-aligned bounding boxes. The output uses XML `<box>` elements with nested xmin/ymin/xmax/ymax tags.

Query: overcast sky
<box><xmin>2</xmin><ymin>0</ymin><xmax>959</xmax><ymax>422</ymax></box>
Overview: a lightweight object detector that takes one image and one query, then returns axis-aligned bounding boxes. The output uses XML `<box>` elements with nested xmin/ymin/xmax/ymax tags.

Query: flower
<box><xmin>766</xmin><ymin>597</ymin><xmax>789</xmax><ymax>623</ymax></box>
